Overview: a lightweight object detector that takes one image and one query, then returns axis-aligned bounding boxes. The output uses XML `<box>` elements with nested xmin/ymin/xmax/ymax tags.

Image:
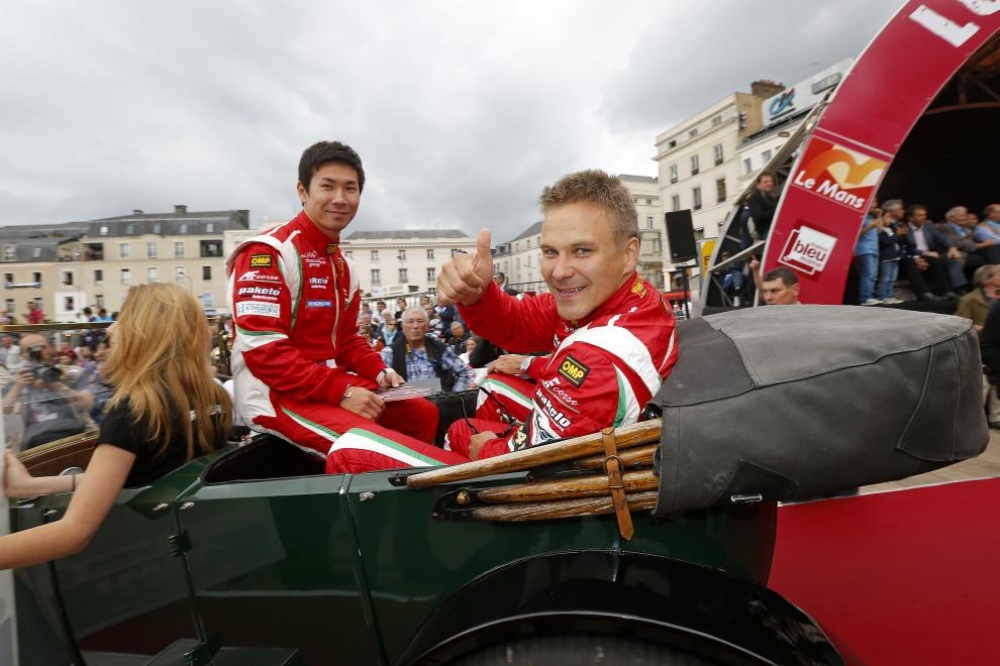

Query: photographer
<box><xmin>2</xmin><ymin>334</ymin><xmax>94</xmax><ymax>450</ymax></box>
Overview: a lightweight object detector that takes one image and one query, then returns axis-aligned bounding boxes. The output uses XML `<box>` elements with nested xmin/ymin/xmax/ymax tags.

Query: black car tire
<box><xmin>449</xmin><ymin>634</ymin><xmax>720</xmax><ymax>666</ymax></box>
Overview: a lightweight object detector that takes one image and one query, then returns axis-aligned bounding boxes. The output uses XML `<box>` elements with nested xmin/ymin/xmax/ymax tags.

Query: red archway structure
<box><xmin>764</xmin><ymin>0</ymin><xmax>1000</xmax><ymax>304</ymax></box>
<box><xmin>704</xmin><ymin>0</ymin><xmax>1000</xmax><ymax>307</ymax></box>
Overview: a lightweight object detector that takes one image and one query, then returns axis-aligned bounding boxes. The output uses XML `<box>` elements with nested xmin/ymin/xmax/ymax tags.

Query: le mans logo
<box><xmin>779</xmin><ymin>225</ymin><xmax>837</xmax><ymax>276</ymax></box>
<box><xmin>790</xmin><ymin>137</ymin><xmax>886</xmax><ymax>211</ymax></box>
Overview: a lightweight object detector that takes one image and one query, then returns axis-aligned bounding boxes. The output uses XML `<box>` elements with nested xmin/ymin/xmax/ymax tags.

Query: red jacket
<box><xmin>461</xmin><ymin>276</ymin><xmax>678</xmax><ymax>457</ymax></box>
<box><xmin>226</xmin><ymin>212</ymin><xmax>386</xmax><ymax>425</ymax></box>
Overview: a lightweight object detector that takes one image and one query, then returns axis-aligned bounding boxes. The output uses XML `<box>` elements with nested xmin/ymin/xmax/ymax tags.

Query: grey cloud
<box><xmin>1</xmin><ymin>0</ymin><xmax>910</xmax><ymax>245</ymax></box>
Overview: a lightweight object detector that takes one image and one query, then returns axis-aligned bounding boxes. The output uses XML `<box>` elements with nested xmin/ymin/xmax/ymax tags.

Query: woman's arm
<box><xmin>0</xmin><ymin>444</ymin><xmax>135</xmax><ymax>570</ymax></box>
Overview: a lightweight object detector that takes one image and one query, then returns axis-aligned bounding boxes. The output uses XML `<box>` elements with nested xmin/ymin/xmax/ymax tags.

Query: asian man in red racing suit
<box><xmin>325</xmin><ymin>169</ymin><xmax>677</xmax><ymax>471</ymax></box>
<box><xmin>228</xmin><ymin>141</ymin><xmax>452</xmax><ymax>461</ymax></box>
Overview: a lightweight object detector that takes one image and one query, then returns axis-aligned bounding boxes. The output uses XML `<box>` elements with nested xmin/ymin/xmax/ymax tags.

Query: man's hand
<box><xmin>468</xmin><ymin>430</ymin><xmax>498</xmax><ymax>460</ymax></box>
<box><xmin>923</xmin><ymin>250</ymin><xmax>940</xmax><ymax>259</ymax></box>
<box><xmin>914</xmin><ymin>257</ymin><xmax>929</xmax><ymax>271</ymax></box>
<box><xmin>947</xmin><ymin>247</ymin><xmax>962</xmax><ymax>260</ymax></box>
<box><xmin>490</xmin><ymin>354</ymin><xmax>529</xmax><ymax>375</ymax></box>
<box><xmin>437</xmin><ymin>228</ymin><xmax>494</xmax><ymax>306</ymax></box>
<box><xmin>377</xmin><ymin>368</ymin><xmax>404</xmax><ymax>389</ymax></box>
<box><xmin>339</xmin><ymin>387</ymin><xmax>385</xmax><ymax>421</ymax></box>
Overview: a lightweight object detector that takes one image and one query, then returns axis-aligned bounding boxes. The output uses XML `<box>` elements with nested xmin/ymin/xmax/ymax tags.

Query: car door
<box><xmin>174</xmin><ymin>469</ymin><xmax>382</xmax><ymax>666</ymax></box>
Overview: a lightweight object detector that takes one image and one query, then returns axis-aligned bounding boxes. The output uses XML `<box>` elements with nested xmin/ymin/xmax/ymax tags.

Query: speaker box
<box><xmin>665</xmin><ymin>210</ymin><xmax>697</xmax><ymax>262</ymax></box>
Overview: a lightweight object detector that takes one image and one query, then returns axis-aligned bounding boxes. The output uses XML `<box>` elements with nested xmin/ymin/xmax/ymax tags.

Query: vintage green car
<box><xmin>8</xmin><ymin>306</ymin><xmax>986</xmax><ymax>665</ymax></box>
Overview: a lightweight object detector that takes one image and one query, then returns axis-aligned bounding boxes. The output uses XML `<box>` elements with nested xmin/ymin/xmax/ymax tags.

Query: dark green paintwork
<box><xmin>11</xmin><ymin>443</ymin><xmax>775</xmax><ymax>666</ymax></box>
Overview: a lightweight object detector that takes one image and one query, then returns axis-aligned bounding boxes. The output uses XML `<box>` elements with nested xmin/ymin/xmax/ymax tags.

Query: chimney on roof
<box><xmin>132</xmin><ymin>209</ymin><xmax>144</xmax><ymax>215</ymax></box>
<box><xmin>174</xmin><ymin>205</ymin><xmax>187</xmax><ymax>215</ymax></box>
<box><xmin>750</xmin><ymin>79</ymin><xmax>785</xmax><ymax>98</ymax></box>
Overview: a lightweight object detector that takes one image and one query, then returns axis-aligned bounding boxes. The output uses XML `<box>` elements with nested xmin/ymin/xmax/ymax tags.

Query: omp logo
<box><xmin>249</xmin><ymin>254</ymin><xmax>272</xmax><ymax>268</ymax></box>
<box><xmin>791</xmin><ymin>137</ymin><xmax>886</xmax><ymax>211</ymax></box>
<box><xmin>557</xmin><ymin>355</ymin><xmax>590</xmax><ymax>388</ymax></box>
<box><xmin>779</xmin><ymin>225</ymin><xmax>838</xmax><ymax>276</ymax></box>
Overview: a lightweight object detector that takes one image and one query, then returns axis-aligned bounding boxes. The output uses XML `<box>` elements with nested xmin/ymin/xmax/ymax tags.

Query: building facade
<box><xmin>653</xmin><ymin>81</ymin><xmax>784</xmax><ymax>267</ymax></box>
<box><xmin>1</xmin><ymin>206</ymin><xmax>249</xmax><ymax>322</ymax></box>
<box><xmin>340</xmin><ymin>230</ymin><xmax>477</xmax><ymax>299</ymax></box>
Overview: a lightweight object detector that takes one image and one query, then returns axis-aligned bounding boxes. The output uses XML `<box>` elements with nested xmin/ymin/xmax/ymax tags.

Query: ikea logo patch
<box><xmin>249</xmin><ymin>254</ymin><xmax>272</xmax><ymax>268</ymax></box>
<box><xmin>558</xmin><ymin>355</ymin><xmax>590</xmax><ymax>388</ymax></box>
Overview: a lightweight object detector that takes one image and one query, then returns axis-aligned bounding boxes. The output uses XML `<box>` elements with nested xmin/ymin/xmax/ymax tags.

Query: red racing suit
<box><xmin>327</xmin><ymin>274</ymin><xmax>679</xmax><ymax>472</ymax></box>
<box><xmin>227</xmin><ymin>211</ymin><xmax>438</xmax><ymax>458</ymax></box>
<box><xmin>448</xmin><ymin>274</ymin><xmax>679</xmax><ymax>458</ymax></box>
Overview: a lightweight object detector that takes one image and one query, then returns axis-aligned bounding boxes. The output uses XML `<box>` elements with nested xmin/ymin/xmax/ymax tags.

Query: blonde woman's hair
<box><xmin>104</xmin><ymin>283</ymin><xmax>232</xmax><ymax>460</ymax></box>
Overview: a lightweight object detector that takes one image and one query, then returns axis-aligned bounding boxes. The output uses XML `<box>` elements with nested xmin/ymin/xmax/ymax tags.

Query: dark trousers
<box><xmin>902</xmin><ymin>256</ymin><xmax>951</xmax><ymax>297</ymax></box>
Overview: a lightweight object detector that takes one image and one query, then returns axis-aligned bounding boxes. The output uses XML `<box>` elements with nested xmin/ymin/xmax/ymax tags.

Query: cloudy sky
<box><xmin>1</xmin><ymin>0</ymin><xmax>905</xmax><ymax>244</ymax></box>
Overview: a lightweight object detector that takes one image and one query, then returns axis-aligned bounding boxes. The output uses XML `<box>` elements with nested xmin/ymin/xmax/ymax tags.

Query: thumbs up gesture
<box><xmin>437</xmin><ymin>228</ymin><xmax>495</xmax><ymax>306</ymax></box>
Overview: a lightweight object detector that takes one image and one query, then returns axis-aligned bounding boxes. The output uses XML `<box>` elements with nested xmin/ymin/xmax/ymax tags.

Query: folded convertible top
<box><xmin>652</xmin><ymin>305</ymin><xmax>988</xmax><ymax>515</ymax></box>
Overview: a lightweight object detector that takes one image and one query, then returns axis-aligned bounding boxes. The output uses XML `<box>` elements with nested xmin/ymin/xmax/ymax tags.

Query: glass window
<box><xmin>743</xmin><ymin>158</ymin><xmax>752</xmax><ymax>174</ymax></box>
<box><xmin>199</xmin><ymin>240</ymin><xmax>222</xmax><ymax>257</ymax></box>
<box><xmin>398</xmin><ymin>249</ymin><xmax>406</xmax><ymax>262</ymax></box>
<box><xmin>371</xmin><ymin>269</ymin><xmax>381</xmax><ymax>285</ymax></box>
<box><xmin>713</xmin><ymin>144</ymin><xmax>724</xmax><ymax>165</ymax></box>
<box><xmin>398</xmin><ymin>268</ymin><xmax>408</xmax><ymax>283</ymax></box>
<box><xmin>646</xmin><ymin>216</ymin><xmax>654</xmax><ymax>230</ymax></box>
<box><xmin>94</xmin><ymin>269</ymin><xmax>103</xmax><ymax>286</ymax></box>
<box><xmin>762</xmin><ymin>149</ymin><xmax>773</xmax><ymax>163</ymax></box>
<box><xmin>716</xmin><ymin>178</ymin><xmax>727</xmax><ymax>204</ymax></box>
<box><xmin>62</xmin><ymin>271</ymin><xmax>73</xmax><ymax>286</ymax></box>
<box><xmin>371</xmin><ymin>250</ymin><xmax>379</xmax><ymax>262</ymax></box>
<box><xmin>693</xmin><ymin>187</ymin><xmax>702</xmax><ymax>211</ymax></box>
<box><xmin>202</xmin><ymin>266</ymin><xmax>212</xmax><ymax>281</ymax></box>
<box><xmin>671</xmin><ymin>195</ymin><xmax>680</xmax><ymax>212</ymax></box>
<box><xmin>120</xmin><ymin>243</ymin><xmax>131</xmax><ymax>259</ymax></box>
<box><xmin>147</xmin><ymin>267</ymin><xmax>158</xmax><ymax>282</ymax></box>
<box><xmin>206</xmin><ymin>223</ymin><xmax>214</xmax><ymax>233</ymax></box>
<box><xmin>426</xmin><ymin>267</ymin><xmax>436</xmax><ymax>282</ymax></box>
<box><xmin>99</xmin><ymin>226</ymin><xmax>109</xmax><ymax>236</ymax></box>
<box><xmin>121</xmin><ymin>268</ymin><xmax>131</xmax><ymax>285</ymax></box>
<box><xmin>153</xmin><ymin>223</ymin><xmax>162</xmax><ymax>234</ymax></box>
<box><xmin>427</xmin><ymin>248</ymin><xmax>435</xmax><ymax>261</ymax></box>
<box><xmin>690</xmin><ymin>155</ymin><xmax>700</xmax><ymax>175</ymax></box>
<box><xmin>147</xmin><ymin>241</ymin><xmax>158</xmax><ymax>259</ymax></box>
<box><xmin>174</xmin><ymin>241</ymin><xmax>185</xmax><ymax>258</ymax></box>
<box><xmin>669</xmin><ymin>165</ymin><xmax>678</xmax><ymax>184</ymax></box>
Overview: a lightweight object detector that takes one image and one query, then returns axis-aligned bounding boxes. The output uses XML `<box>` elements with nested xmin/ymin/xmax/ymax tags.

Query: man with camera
<box><xmin>1</xmin><ymin>334</ymin><xmax>95</xmax><ymax>450</ymax></box>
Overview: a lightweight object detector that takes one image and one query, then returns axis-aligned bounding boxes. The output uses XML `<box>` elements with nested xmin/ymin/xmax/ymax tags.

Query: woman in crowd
<box><xmin>1</xmin><ymin>283</ymin><xmax>232</xmax><ymax>569</ymax></box>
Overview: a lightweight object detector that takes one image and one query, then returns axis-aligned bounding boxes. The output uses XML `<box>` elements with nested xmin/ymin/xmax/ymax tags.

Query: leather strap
<box><xmin>601</xmin><ymin>427</ymin><xmax>634</xmax><ymax>540</ymax></box>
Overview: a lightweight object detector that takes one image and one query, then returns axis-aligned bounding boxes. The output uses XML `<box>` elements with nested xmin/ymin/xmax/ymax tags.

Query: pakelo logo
<box><xmin>238</xmin><ymin>286</ymin><xmax>281</xmax><ymax>298</ymax></box>
<box><xmin>791</xmin><ymin>137</ymin><xmax>887</xmax><ymax>211</ymax></box>
<box><xmin>779</xmin><ymin>225</ymin><xmax>838</xmax><ymax>276</ymax></box>
<box><xmin>309</xmin><ymin>277</ymin><xmax>329</xmax><ymax>288</ymax></box>
<box><xmin>238</xmin><ymin>270</ymin><xmax>281</xmax><ymax>283</ymax></box>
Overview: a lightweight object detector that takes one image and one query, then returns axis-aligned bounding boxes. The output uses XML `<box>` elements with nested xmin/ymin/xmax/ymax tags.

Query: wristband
<box><xmin>341</xmin><ymin>385</ymin><xmax>353</xmax><ymax>402</ymax></box>
<box><xmin>519</xmin><ymin>356</ymin><xmax>532</xmax><ymax>373</ymax></box>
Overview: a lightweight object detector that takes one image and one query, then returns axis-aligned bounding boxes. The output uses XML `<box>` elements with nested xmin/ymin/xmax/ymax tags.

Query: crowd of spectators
<box><xmin>354</xmin><ymin>281</ymin><xmax>516</xmax><ymax>392</ymax></box>
<box><xmin>1</xmin><ymin>329</ymin><xmax>113</xmax><ymax>451</ymax></box>
<box><xmin>853</xmin><ymin>201</ymin><xmax>1000</xmax><ymax>305</ymax></box>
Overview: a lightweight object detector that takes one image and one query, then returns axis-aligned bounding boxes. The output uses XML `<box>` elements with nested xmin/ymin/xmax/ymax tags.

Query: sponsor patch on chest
<box><xmin>558</xmin><ymin>355</ymin><xmax>590</xmax><ymax>388</ymax></box>
<box><xmin>249</xmin><ymin>254</ymin><xmax>273</xmax><ymax>268</ymax></box>
<box><xmin>236</xmin><ymin>301</ymin><xmax>280</xmax><ymax>318</ymax></box>
<box><xmin>306</xmin><ymin>300</ymin><xmax>332</xmax><ymax>308</ymax></box>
